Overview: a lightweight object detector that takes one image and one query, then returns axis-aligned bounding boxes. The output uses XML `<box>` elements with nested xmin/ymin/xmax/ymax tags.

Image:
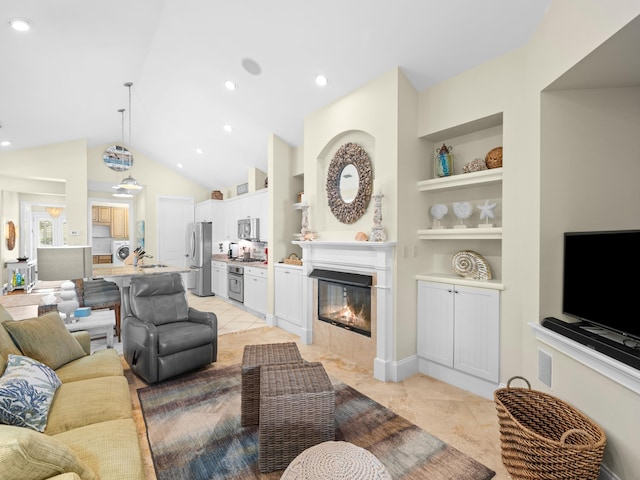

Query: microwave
<box><xmin>238</xmin><ymin>218</ymin><xmax>260</xmax><ymax>241</ymax></box>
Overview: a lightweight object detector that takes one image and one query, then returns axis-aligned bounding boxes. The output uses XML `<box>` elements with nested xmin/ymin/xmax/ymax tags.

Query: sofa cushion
<box><xmin>4</xmin><ymin>312</ymin><xmax>87</xmax><ymax>370</ymax></box>
<box><xmin>44</xmin><ymin>376</ymin><xmax>132</xmax><ymax>435</ymax></box>
<box><xmin>55</xmin><ymin>349</ymin><xmax>123</xmax><ymax>384</ymax></box>
<box><xmin>0</xmin><ymin>355</ymin><xmax>61</xmax><ymax>432</ymax></box>
<box><xmin>0</xmin><ymin>424</ymin><xmax>96</xmax><ymax>480</ymax></box>
<box><xmin>54</xmin><ymin>418</ymin><xmax>145</xmax><ymax>480</ymax></box>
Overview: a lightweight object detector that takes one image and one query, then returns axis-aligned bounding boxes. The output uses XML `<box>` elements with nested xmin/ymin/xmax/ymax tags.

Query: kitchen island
<box><xmin>92</xmin><ymin>264</ymin><xmax>193</xmax><ymax>295</ymax></box>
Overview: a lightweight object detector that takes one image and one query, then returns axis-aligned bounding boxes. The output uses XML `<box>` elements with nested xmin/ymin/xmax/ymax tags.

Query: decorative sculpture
<box><xmin>451</xmin><ymin>250</ymin><xmax>492</xmax><ymax>280</ymax></box>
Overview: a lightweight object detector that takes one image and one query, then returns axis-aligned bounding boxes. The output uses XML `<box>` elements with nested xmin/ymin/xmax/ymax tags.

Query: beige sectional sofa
<box><xmin>0</xmin><ymin>304</ymin><xmax>145</xmax><ymax>480</ymax></box>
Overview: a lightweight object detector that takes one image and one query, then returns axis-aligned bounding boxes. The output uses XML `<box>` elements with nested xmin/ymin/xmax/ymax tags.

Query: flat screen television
<box><xmin>563</xmin><ymin>229</ymin><xmax>640</xmax><ymax>341</ymax></box>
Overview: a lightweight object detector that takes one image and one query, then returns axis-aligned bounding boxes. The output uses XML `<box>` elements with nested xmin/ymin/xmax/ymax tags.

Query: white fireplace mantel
<box><xmin>293</xmin><ymin>241</ymin><xmax>396</xmax><ymax>382</ymax></box>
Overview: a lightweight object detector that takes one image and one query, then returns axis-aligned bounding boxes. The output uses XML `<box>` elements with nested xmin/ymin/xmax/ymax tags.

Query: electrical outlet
<box><xmin>70</xmin><ymin>231</ymin><xmax>79</xmax><ymax>236</ymax></box>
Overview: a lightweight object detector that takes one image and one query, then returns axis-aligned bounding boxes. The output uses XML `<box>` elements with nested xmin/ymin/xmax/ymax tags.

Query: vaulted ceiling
<box><xmin>0</xmin><ymin>0</ymin><xmax>551</xmax><ymax>190</ymax></box>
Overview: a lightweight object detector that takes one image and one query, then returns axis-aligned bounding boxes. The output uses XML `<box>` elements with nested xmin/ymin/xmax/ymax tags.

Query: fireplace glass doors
<box><xmin>311</xmin><ymin>269</ymin><xmax>372</xmax><ymax>337</ymax></box>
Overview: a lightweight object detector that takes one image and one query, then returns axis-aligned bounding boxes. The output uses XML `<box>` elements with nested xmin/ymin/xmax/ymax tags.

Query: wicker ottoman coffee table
<box><xmin>281</xmin><ymin>441</ymin><xmax>392</xmax><ymax>480</ymax></box>
<box><xmin>241</xmin><ymin>342</ymin><xmax>303</xmax><ymax>426</ymax></box>
<box><xmin>259</xmin><ymin>362</ymin><xmax>335</xmax><ymax>473</ymax></box>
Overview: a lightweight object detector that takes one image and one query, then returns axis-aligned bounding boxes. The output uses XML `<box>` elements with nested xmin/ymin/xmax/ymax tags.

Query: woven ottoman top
<box><xmin>281</xmin><ymin>441</ymin><xmax>391</xmax><ymax>480</ymax></box>
<box><xmin>242</xmin><ymin>342</ymin><xmax>302</xmax><ymax>369</ymax></box>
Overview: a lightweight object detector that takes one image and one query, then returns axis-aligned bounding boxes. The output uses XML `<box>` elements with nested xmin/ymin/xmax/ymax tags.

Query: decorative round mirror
<box><xmin>103</xmin><ymin>145</ymin><xmax>133</xmax><ymax>171</ymax></box>
<box><xmin>326</xmin><ymin>142</ymin><xmax>372</xmax><ymax>224</ymax></box>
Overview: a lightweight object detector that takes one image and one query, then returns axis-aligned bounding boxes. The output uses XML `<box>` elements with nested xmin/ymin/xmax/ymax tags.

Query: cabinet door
<box><xmin>275</xmin><ymin>266</ymin><xmax>301</xmax><ymax>325</ymax></box>
<box><xmin>453</xmin><ymin>286</ymin><xmax>500</xmax><ymax>382</ymax></box>
<box><xmin>92</xmin><ymin>206</ymin><xmax>99</xmax><ymax>222</ymax></box>
<box><xmin>244</xmin><ymin>268</ymin><xmax>267</xmax><ymax>315</ymax></box>
<box><xmin>224</xmin><ymin>199</ymin><xmax>240</xmax><ymax>240</ymax></box>
<box><xmin>111</xmin><ymin>207</ymin><xmax>128</xmax><ymax>238</ymax></box>
<box><xmin>417</xmin><ymin>281</ymin><xmax>455</xmax><ymax>367</ymax></box>
<box><xmin>98</xmin><ymin>206</ymin><xmax>111</xmax><ymax>223</ymax></box>
<box><xmin>211</xmin><ymin>262</ymin><xmax>219</xmax><ymax>294</ymax></box>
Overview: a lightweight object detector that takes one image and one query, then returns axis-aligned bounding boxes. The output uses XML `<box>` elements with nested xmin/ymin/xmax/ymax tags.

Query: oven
<box><xmin>228</xmin><ymin>264</ymin><xmax>244</xmax><ymax>303</ymax></box>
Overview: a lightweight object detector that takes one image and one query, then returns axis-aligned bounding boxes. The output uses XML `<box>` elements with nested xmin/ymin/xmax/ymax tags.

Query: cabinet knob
<box><xmin>447</xmin><ymin>289</ymin><xmax>453</xmax><ymax>293</ymax></box>
<box><xmin>454</xmin><ymin>290</ymin><xmax>459</xmax><ymax>294</ymax></box>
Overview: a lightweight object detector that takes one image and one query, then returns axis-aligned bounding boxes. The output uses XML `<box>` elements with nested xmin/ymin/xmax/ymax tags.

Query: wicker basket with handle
<box><xmin>494</xmin><ymin>376</ymin><xmax>606</xmax><ymax>480</ymax></box>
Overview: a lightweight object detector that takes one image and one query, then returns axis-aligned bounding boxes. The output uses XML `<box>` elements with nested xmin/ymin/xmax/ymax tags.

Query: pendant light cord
<box><xmin>125</xmin><ymin>82</ymin><xmax>133</xmax><ymax>148</ymax></box>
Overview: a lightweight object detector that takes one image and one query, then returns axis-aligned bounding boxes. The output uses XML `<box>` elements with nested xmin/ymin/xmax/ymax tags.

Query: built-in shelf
<box><xmin>416</xmin><ymin>272</ymin><xmax>504</xmax><ymax>290</ymax></box>
<box><xmin>421</xmin><ymin>112</ymin><xmax>503</xmax><ymax>142</ymax></box>
<box><xmin>530</xmin><ymin>322</ymin><xmax>640</xmax><ymax>395</ymax></box>
<box><xmin>417</xmin><ymin>167</ymin><xmax>502</xmax><ymax>192</ymax></box>
<box><xmin>417</xmin><ymin>227</ymin><xmax>502</xmax><ymax>240</ymax></box>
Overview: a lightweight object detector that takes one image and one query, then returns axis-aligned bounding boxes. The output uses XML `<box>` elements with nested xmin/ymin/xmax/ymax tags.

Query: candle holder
<box><xmin>370</xmin><ymin>193</ymin><xmax>387</xmax><ymax>242</ymax></box>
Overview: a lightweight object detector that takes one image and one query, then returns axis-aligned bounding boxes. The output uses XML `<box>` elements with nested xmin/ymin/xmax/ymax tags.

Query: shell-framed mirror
<box><xmin>326</xmin><ymin>142</ymin><xmax>372</xmax><ymax>224</ymax></box>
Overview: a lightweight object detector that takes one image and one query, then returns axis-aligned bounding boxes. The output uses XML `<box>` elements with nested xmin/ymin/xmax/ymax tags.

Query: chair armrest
<box><xmin>122</xmin><ymin>315</ymin><xmax>159</xmax><ymax>383</ymax></box>
<box><xmin>71</xmin><ymin>331</ymin><xmax>91</xmax><ymax>355</ymax></box>
<box><xmin>188</xmin><ymin>308</ymin><xmax>217</xmax><ymax>330</ymax></box>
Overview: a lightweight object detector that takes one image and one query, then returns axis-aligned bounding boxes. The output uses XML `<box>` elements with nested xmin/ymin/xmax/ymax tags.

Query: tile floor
<box><xmin>2</xmin><ymin>289</ymin><xmax>509</xmax><ymax>478</ymax></box>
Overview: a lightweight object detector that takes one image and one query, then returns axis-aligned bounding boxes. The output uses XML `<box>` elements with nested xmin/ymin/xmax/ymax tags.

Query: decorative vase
<box><xmin>435</xmin><ymin>144</ymin><xmax>453</xmax><ymax>177</ymax></box>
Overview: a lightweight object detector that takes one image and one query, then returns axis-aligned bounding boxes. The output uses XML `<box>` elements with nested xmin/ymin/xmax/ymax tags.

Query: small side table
<box><xmin>64</xmin><ymin>310</ymin><xmax>116</xmax><ymax>348</ymax></box>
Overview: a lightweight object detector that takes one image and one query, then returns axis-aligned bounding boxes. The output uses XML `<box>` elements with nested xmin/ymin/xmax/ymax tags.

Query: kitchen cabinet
<box><xmin>243</xmin><ymin>266</ymin><xmax>267</xmax><ymax>316</ymax></box>
<box><xmin>211</xmin><ymin>260</ymin><xmax>228</xmax><ymax>298</ymax></box>
<box><xmin>110</xmin><ymin>207</ymin><xmax>128</xmax><ymax>238</ymax></box>
<box><xmin>222</xmin><ymin>189</ymin><xmax>269</xmax><ymax>241</ymax></box>
<box><xmin>417</xmin><ymin>280</ymin><xmax>500</xmax><ymax>398</ymax></box>
<box><xmin>92</xmin><ymin>255</ymin><xmax>112</xmax><ymax>264</ymax></box>
<box><xmin>195</xmin><ymin>200</ymin><xmax>225</xmax><ymax>240</ymax></box>
<box><xmin>274</xmin><ymin>264</ymin><xmax>302</xmax><ymax>334</ymax></box>
<box><xmin>92</xmin><ymin>206</ymin><xmax>112</xmax><ymax>225</ymax></box>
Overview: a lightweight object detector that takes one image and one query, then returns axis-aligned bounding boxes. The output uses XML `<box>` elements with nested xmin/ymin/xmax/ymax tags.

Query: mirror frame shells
<box><xmin>326</xmin><ymin>142</ymin><xmax>372</xmax><ymax>224</ymax></box>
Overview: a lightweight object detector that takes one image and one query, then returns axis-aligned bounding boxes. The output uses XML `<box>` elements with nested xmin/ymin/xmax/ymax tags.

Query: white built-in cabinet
<box><xmin>221</xmin><ymin>189</ymin><xmax>269</xmax><ymax>242</ymax></box>
<box><xmin>417</xmin><ymin>280</ymin><xmax>500</xmax><ymax>399</ymax></box>
<box><xmin>274</xmin><ymin>264</ymin><xmax>303</xmax><ymax>334</ymax></box>
<box><xmin>243</xmin><ymin>266</ymin><xmax>267</xmax><ymax>316</ymax></box>
<box><xmin>211</xmin><ymin>260</ymin><xmax>228</xmax><ymax>298</ymax></box>
<box><xmin>194</xmin><ymin>199</ymin><xmax>225</xmax><ymax>240</ymax></box>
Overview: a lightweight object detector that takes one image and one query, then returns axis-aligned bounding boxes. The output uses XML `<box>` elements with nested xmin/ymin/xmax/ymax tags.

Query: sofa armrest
<box><xmin>71</xmin><ymin>331</ymin><xmax>91</xmax><ymax>355</ymax></box>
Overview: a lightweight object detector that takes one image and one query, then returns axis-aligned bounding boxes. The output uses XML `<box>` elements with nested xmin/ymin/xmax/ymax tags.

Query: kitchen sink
<box><xmin>138</xmin><ymin>264</ymin><xmax>168</xmax><ymax>269</ymax></box>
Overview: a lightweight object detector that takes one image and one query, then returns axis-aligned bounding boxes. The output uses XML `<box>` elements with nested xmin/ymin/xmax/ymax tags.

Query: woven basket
<box><xmin>494</xmin><ymin>376</ymin><xmax>606</xmax><ymax>480</ymax></box>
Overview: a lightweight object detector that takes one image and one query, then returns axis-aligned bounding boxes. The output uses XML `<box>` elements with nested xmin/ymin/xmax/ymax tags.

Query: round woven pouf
<box><xmin>281</xmin><ymin>441</ymin><xmax>391</xmax><ymax>480</ymax></box>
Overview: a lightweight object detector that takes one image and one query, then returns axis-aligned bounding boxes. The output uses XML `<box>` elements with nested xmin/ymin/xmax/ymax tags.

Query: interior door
<box><xmin>157</xmin><ymin>196</ymin><xmax>194</xmax><ymax>269</ymax></box>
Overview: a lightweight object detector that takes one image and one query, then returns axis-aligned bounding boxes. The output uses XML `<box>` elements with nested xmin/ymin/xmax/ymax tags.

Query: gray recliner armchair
<box><xmin>122</xmin><ymin>272</ymin><xmax>217</xmax><ymax>384</ymax></box>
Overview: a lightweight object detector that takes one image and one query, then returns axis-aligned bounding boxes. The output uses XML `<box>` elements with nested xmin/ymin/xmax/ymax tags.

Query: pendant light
<box><xmin>117</xmin><ymin>82</ymin><xmax>143</xmax><ymax>190</ymax></box>
<box><xmin>112</xmin><ymin>108</ymin><xmax>134</xmax><ymax>198</ymax></box>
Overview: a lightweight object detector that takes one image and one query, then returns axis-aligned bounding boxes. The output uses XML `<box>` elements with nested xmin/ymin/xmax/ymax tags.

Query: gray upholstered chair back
<box><xmin>129</xmin><ymin>273</ymin><xmax>189</xmax><ymax>326</ymax></box>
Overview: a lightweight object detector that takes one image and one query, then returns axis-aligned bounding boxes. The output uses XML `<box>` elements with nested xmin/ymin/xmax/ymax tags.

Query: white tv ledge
<box><xmin>530</xmin><ymin>322</ymin><xmax>640</xmax><ymax>395</ymax></box>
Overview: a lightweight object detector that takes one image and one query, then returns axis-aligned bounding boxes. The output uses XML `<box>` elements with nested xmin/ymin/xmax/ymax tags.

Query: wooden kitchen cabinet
<box><xmin>92</xmin><ymin>206</ymin><xmax>112</xmax><ymax>225</ymax></box>
<box><xmin>110</xmin><ymin>207</ymin><xmax>128</xmax><ymax>238</ymax></box>
<box><xmin>92</xmin><ymin>255</ymin><xmax>113</xmax><ymax>264</ymax></box>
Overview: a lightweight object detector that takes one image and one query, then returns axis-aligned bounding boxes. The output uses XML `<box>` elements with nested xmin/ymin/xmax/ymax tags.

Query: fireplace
<box><xmin>311</xmin><ymin>269</ymin><xmax>372</xmax><ymax>337</ymax></box>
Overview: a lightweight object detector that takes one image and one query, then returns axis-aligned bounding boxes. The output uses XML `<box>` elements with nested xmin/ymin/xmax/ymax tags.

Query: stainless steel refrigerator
<box><xmin>188</xmin><ymin>222</ymin><xmax>213</xmax><ymax>296</ymax></box>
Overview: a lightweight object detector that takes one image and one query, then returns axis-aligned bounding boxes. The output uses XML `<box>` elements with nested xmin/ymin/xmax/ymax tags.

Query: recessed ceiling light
<box><xmin>224</xmin><ymin>80</ymin><xmax>237</xmax><ymax>91</ymax></box>
<box><xmin>195</xmin><ymin>148</ymin><xmax>203</xmax><ymax>155</ymax></box>
<box><xmin>0</xmin><ymin>140</ymin><xmax>11</xmax><ymax>147</ymax></box>
<box><xmin>9</xmin><ymin>18</ymin><xmax>31</xmax><ymax>32</ymax></box>
<box><xmin>241</xmin><ymin>58</ymin><xmax>262</xmax><ymax>76</ymax></box>
<box><xmin>223</xmin><ymin>124</ymin><xmax>233</xmax><ymax>133</ymax></box>
<box><xmin>177</xmin><ymin>163</ymin><xmax>183</xmax><ymax>169</ymax></box>
<box><xmin>315</xmin><ymin>74</ymin><xmax>328</xmax><ymax>87</ymax></box>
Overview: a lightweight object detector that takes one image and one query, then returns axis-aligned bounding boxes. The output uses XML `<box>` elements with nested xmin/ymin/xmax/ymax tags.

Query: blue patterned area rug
<box><xmin>138</xmin><ymin>364</ymin><xmax>495</xmax><ymax>480</ymax></box>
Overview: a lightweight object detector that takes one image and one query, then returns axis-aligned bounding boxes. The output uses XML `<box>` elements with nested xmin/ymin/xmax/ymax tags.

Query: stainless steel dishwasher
<box><xmin>228</xmin><ymin>264</ymin><xmax>244</xmax><ymax>303</ymax></box>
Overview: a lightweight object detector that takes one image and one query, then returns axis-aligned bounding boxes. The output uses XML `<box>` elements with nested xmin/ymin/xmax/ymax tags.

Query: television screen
<box><xmin>563</xmin><ymin>230</ymin><xmax>640</xmax><ymax>340</ymax></box>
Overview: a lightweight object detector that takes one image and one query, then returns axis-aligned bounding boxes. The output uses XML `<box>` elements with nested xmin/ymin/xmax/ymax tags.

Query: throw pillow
<box><xmin>0</xmin><ymin>424</ymin><xmax>96</xmax><ymax>480</ymax></box>
<box><xmin>4</xmin><ymin>312</ymin><xmax>87</xmax><ymax>370</ymax></box>
<box><xmin>0</xmin><ymin>354</ymin><xmax>62</xmax><ymax>432</ymax></box>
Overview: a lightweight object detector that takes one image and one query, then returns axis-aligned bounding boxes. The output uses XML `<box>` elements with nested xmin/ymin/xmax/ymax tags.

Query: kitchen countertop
<box><xmin>212</xmin><ymin>255</ymin><xmax>268</xmax><ymax>269</ymax></box>
<box><xmin>92</xmin><ymin>264</ymin><xmax>191</xmax><ymax>277</ymax></box>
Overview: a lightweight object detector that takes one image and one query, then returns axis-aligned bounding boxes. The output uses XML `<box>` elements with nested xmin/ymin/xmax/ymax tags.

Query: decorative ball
<box><xmin>355</xmin><ymin>231</ymin><xmax>369</xmax><ymax>241</ymax></box>
<box><xmin>485</xmin><ymin>147</ymin><xmax>503</xmax><ymax>169</ymax></box>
